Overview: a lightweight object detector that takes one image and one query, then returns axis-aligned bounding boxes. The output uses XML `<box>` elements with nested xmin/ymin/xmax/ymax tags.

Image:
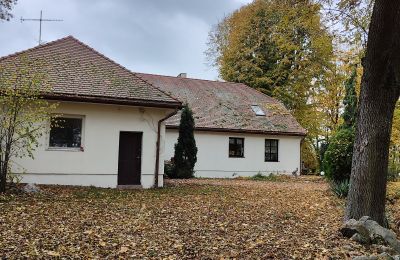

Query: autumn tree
<box><xmin>323</xmin><ymin>68</ymin><xmax>357</xmax><ymax>182</ymax></box>
<box><xmin>206</xmin><ymin>0</ymin><xmax>334</xmax><ymax>170</ymax></box>
<box><xmin>0</xmin><ymin>56</ymin><xmax>57</xmax><ymax>192</ymax></box>
<box><xmin>0</xmin><ymin>0</ymin><xmax>17</xmax><ymax>21</ymax></box>
<box><xmin>207</xmin><ymin>0</ymin><xmax>333</xmax><ymax>108</ymax></box>
<box><xmin>345</xmin><ymin>0</ymin><xmax>400</xmax><ymax>225</ymax></box>
<box><xmin>388</xmin><ymin>102</ymin><xmax>400</xmax><ymax>179</ymax></box>
<box><xmin>172</xmin><ymin>105</ymin><xmax>198</xmax><ymax>179</ymax></box>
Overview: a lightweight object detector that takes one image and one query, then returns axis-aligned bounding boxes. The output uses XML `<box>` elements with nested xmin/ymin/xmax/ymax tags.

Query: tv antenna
<box><xmin>20</xmin><ymin>10</ymin><xmax>63</xmax><ymax>45</ymax></box>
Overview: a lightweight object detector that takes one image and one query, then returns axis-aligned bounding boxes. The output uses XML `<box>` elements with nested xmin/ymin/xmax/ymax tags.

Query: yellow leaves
<box><xmin>118</xmin><ymin>246</ymin><xmax>129</xmax><ymax>254</ymax></box>
<box><xmin>46</xmin><ymin>250</ymin><xmax>60</xmax><ymax>257</ymax></box>
<box><xmin>0</xmin><ymin>179</ymin><xmax>391</xmax><ymax>258</ymax></box>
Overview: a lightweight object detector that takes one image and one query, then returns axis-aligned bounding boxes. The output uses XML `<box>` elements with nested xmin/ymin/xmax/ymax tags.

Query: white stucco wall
<box><xmin>165</xmin><ymin>130</ymin><xmax>302</xmax><ymax>178</ymax></box>
<box><xmin>12</xmin><ymin>101</ymin><xmax>173</xmax><ymax>188</ymax></box>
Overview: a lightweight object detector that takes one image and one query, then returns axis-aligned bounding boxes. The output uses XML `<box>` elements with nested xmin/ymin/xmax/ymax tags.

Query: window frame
<box><xmin>229</xmin><ymin>137</ymin><xmax>245</xmax><ymax>158</ymax></box>
<box><xmin>265</xmin><ymin>139</ymin><xmax>279</xmax><ymax>162</ymax></box>
<box><xmin>47</xmin><ymin>114</ymin><xmax>85</xmax><ymax>152</ymax></box>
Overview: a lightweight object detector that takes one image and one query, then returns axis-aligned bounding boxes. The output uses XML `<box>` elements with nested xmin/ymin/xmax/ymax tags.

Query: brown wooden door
<box><xmin>118</xmin><ymin>132</ymin><xmax>142</xmax><ymax>185</ymax></box>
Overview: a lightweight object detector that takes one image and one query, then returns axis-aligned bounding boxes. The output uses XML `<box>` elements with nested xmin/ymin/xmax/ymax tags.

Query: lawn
<box><xmin>0</xmin><ymin>177</ymin><xmax>399</xmax><ymax>259</ymax></box>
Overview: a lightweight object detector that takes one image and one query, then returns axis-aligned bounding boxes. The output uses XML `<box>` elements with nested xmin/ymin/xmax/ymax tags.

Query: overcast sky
<box><xmin>0</xmin><ymin>0</ymin><xmax>251</xmax><ymax>80</ymax></box>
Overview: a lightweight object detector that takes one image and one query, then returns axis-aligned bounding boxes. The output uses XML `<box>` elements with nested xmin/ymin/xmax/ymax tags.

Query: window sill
<box><xmin>46</xmin><ymin>147</ymin><xmax>84</xmax><ymax>152</ymax></box>
<box><xmin>265</xmin><ymin>161</ymin><xmax>279</xmax><ymax>163</ymax></box>
<box><xmin>229</xmin><ymin>156</ymin><xmax>245</xmax><ymax>158</ymax></box>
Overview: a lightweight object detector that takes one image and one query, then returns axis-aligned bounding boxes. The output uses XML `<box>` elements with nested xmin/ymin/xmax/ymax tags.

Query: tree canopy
<box><xmin>0</xmin><ymin>0</ymin><xmax>17</xmax><ymax>21</ymax></box>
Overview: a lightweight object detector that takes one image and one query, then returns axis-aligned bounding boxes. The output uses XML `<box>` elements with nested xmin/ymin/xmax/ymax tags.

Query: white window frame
<box><xmin>46</xmin><ymin>114</ymin><xmax>85</xmax><ymax>152</ymax></box>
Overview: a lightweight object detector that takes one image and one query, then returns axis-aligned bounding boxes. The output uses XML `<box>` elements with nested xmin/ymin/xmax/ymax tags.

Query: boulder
<box><xmin>353</xmin><ymin>253</ymin><xmax>395</xmax><ymax>260</ymax></box>
<box><xmin>342</xmin><ymin>216</ymin><xmax>400</xmax><ymax>254</ymax></box>
<box><xmin>23</xmin><ymin>183</ymin><xmax>40</xmax><ymax>193</ymax></box>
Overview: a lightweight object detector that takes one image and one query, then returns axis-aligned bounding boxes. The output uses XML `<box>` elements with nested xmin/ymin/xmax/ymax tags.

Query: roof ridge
<box><xmin>0</xmin><ymin>35</ymin><xmax>74</xmax><ymax>62</ymax></box>
<box><xmin>136</xmin><ymin>71</ymin><xmax>249</xmax><ymax>87</ymax></box>
<box><xmin>67</xmin><ymin>37</ymin><xmax>181</xmax><ymax>104</ymax></box>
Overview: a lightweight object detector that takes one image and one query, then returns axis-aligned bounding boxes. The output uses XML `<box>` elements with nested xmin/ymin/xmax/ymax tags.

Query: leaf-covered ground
<box><xmin>0</xmin><ymin>177</ymin><xmax>399</xmax><ymax>259</ymax></box>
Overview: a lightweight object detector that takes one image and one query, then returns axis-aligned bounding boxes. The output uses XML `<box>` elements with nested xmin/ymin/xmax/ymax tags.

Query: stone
<box><xmin>23</xmin><ymin>183</ymin><xmax>40</xmax><ymax>193</ymax></box>
<box><xmin>353</xmin><ymin>256</ymin><xmax>378</xmax><ymax>260</ymax></box>
<box><xmin>353</xmin><ymin>253</ymin><xmax>394</xmax><ymax>260</ymax></box>
<box><xmin>377</xmin><ymin>252</ymin><xmax>394</xmax><ymax>260</ymax></box>
<box><xmin>377</xmin><ymin>245</ymin><xmax>396</xmax><ymax>255</ymax></box>
<box><xmin>343</xmin><ymin>216</ymin><xmax>400</xmax><ymax>254</ymax></box>
<box><xmin>352</xmin><ymin>233</ymin><xmax>371</xmax><ymax>245</ymax></box>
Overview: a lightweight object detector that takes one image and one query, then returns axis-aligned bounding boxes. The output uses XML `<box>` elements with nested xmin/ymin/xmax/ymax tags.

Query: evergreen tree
<box><xmin>323</xmin><ymin>68</ymin><xmax>358</xmax><ymax>182</ymax></box>
<box><xmin>342</xmin><ymin>68</ymin><xmax>358</xmax><ymax>129</ymax></box>
<box><xmin>172</xmin><ymin>105</ymin><xmax>197</xmax><ymax>179</ymax></box>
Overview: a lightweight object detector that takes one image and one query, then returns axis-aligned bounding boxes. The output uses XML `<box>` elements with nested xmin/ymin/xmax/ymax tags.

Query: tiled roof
<box><xmin>0</xmin><ymin>36</ymin><xmax>181</xmax><ymax>108</ymax></box>
<box><xmin>137</xmin><ymin>73</ymin><xmax>307</xmax><ymax>136</ymax></box>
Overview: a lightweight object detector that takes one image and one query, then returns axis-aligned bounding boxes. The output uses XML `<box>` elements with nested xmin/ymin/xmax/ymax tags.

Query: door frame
<box><xmin>117</xmin><ymin>131</ymin><xmax>143</xmax><ymax>187</ymax></box>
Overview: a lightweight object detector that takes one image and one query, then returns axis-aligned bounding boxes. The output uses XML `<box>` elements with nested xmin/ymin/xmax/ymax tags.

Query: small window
<box><xmin>251</xmin><ymin>105</ymin><xmax>265</xmax><ymax>116</ymax></box>
<box><xmin>265</xmin><ymin>139</ymin><xmax>278</xmax><ymax>162</ymax></box>
<box><xmin>229</xmin><ymin>137</ymin><xmax>244</xmax><ymax>158</ymax></box>
<box><xmin>49</xmin><ymin>117</ymin><xmax>83</xmax><ymax>148</ymax></box>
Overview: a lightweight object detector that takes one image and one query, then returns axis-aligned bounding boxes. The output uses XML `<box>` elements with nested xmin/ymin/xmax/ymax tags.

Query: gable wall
<box><xmin>12</xmin><ymin>101</ymin><xmax>173</xmax><ymax>188</ymax></box>
<box><xmin>165</xmin><ymin>129</ymin><xmax>302</xmax><ymax>178</ymax></box>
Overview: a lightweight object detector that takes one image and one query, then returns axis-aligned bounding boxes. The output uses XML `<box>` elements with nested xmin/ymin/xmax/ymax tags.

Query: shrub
<box><xmin>330</xmin><ymin>179</ymin><xmax>350</xmax><ymax>198</ymax></box>
<box><xmin>164</xmin><ymin>161</ymin><xmax>175</xmax><ymax>179</ymax></box>
<box><xmin>388</xmin><ymin>165</ymin><xmax>400</xmax><ymax>182</ymax></box>
<box><xmin>323</xmin><ymin>128</ymin><xmax>355</xmax><ymax>182</ymax></box>
<box><xmin>250</xmin><ymin>172</ymin><xmax>278</xmax><ymax>181</ymax></box>
<box><xmin>172</xmin><ymin>105</ymin><xmax>198</xmax><ymax>179</ymax></box>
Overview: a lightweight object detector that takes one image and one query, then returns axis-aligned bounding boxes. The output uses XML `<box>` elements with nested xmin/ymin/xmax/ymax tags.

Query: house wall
<box><xmin>165</xmin><ymin>130</ymin><xmax>302</xmax><ymax>178</ymax></box>
<box><xmin>13</xmin><ymin>101</ymin><xmax>173</xmax><ymax>188</ymax></box>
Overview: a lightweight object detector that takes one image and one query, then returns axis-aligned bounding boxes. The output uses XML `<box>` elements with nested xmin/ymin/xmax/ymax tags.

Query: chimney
<box><xmin>177</xmin><ymin>73</ymin><xmax>187</xmax><ymax>78</ymax></box>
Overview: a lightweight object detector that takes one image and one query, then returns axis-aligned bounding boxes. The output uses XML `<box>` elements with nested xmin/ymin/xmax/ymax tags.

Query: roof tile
<box><xmin>0</xmin><ymin>36</ymin><xmax>180</xmax><ymax>107</ymax></box>
<box><xmin>137</xmin><ymin>73</ymin><xmax>306</xmax><ymax>135</ymax></box>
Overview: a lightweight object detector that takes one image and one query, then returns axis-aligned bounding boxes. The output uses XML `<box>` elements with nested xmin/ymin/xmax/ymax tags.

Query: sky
<box><xmin>0</xmin><ymin>0</ymin><xmax>252</xmax><ymax>80</ymax></box>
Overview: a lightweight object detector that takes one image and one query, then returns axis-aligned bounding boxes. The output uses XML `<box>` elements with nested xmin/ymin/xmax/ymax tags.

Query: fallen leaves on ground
<box><xmin>0</xmin><ymin>177</ymin><xmax>394</xmax><ymax>259</ymax></box>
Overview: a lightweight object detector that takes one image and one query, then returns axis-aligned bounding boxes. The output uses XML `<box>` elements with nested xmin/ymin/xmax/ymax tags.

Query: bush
<box><xmin>250</xmin><ymin>172</ymin><xmax>278</xmax><ymax>181</ymax></box>
<box><xmin>388</xmin><ymin>166</ymin><xmax>400</xmax><ymax>182</ymax></box>
<box><xmin>323</xmin><ymin>128</ymin><xmax>355</xmax><ymax>182</ymax></box>
<box><xmin>330</xmin><ymin>179</ymin><xmax>350</xmax><ymax>198</ymax></box>
<box><xmin>164</xmin><ymin>161</ymin><xmax>175</xmax><ymax>179</ymax></box>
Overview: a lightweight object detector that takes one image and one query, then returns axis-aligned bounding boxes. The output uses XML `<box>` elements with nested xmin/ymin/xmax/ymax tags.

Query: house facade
<box><xmin>1</xmin><ymin>36</ymin><xmax>181</xmax><ymax>188</ymax></box>
<box><xmin>138</xmin><ymin>73</ymin><xmax>307</xmax><ymax>178</ymax></box>
<box><xmin>1</xmin><ymin>36</ymin><xmax>306</xmax><ymax>188</ymax></box>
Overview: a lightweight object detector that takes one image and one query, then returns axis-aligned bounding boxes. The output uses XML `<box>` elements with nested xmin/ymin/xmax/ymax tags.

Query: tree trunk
<box><xmin>0</xmin><ymin>166</ymin><xmax>5</xmax><ymax>193</ymax></box>
<box><xmin>345</xmin><ymin>0</ymin><xmax>400</xmax><ymax>226</ymax></box>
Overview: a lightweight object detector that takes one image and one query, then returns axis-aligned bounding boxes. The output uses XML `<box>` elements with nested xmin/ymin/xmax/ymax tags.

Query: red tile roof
<box><xmin>137</xmin><ymin>73</ymin><xmax>307</xmax><ymax>136</ymax></box>
<box><xmin>0</xmin><ymin>36</ymin><xmax>181</xmax><ymax>108</ymax></box>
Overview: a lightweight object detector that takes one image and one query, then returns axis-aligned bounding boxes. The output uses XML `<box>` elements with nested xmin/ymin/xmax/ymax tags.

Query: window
<box><xmin>251</xmin><ymin>105</ymin><xmax>265</xmax><ymax>116</ymax></box>
<box><xmin>49</xmin><ymin>116</ymin><xmax>83</xmax><ymax>149</ymax></box>
<box><xmin>229</xmin><ymin>137</ymin><xmax>244</xmax><ymax>158</ymax></box>
<box><xmin>265</xmin><ymin>139</ymin><xmax>279</xmax><ymax>162</ymax></box>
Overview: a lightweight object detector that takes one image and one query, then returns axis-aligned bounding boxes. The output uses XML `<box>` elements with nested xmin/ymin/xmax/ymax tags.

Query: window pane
<box><xmin>50</xmin><ymin>117</ymin><xmax>82</xmax><ymax>148</ymax></box>
<box><xmin>265</xmin><ymin>139</ymin><xmax>278</xmax><ymax>162</ymax></box>
<box><xmin>229</xmin><ymin>138</ymin><xmax>244</xmax><ymax>157</ymax></box>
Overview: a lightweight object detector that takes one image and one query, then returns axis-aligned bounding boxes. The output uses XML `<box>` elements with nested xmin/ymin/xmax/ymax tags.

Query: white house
<box><xmin>1</xmin><ymin>35</ymin><xmax>306</xmax><ymax>188</ymax></box>
<box><xmin>1</xmin><ymin>36</ymin><xmax>182</xmax><ymax>188</ymax></box>
<box><xmin>137</xmin><ymin>73</ymin><xmax>307</xmax><ymax>178</ymax></box>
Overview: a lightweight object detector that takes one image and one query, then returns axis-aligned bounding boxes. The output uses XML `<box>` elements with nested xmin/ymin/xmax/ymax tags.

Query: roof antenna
<box><xmin>20</xmin><ymin>10</ymin><xmax>63</xmax><ymax>45</ymax></box>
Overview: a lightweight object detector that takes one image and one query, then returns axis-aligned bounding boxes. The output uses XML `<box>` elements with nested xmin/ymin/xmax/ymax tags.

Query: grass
<box><xmin>248</xmin><ymin>172</ymin><xmax>279</xmax><ymax>181</ymax></box>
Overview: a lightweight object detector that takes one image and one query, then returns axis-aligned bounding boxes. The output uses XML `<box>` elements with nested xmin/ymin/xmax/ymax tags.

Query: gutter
<box><xmin>154</xmin><ymin>108</ymin><xmax>179</xmax><ymax>188</ymax></box>
<box><xmin>166</xmin><ymin>125</ymin><xmax>307</xmax><ymax>137</ymax></box>
<box><xmin>42</xmin><ymin>93</ymin><xmax>182</xmax><ymax>109</ymax></box>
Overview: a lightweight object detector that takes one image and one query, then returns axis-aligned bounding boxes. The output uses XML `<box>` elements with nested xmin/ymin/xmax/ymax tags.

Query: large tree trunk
<box><xmin>345</xmin><ymin>0</ymin><xmax>400</xmax><ymax>226</ymax></box>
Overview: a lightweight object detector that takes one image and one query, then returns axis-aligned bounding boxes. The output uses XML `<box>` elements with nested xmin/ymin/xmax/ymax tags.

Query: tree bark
<box><xmin>345</xmin><ymin>0</ymin><xmax>400</xmax><ymax>225</ymax></box>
